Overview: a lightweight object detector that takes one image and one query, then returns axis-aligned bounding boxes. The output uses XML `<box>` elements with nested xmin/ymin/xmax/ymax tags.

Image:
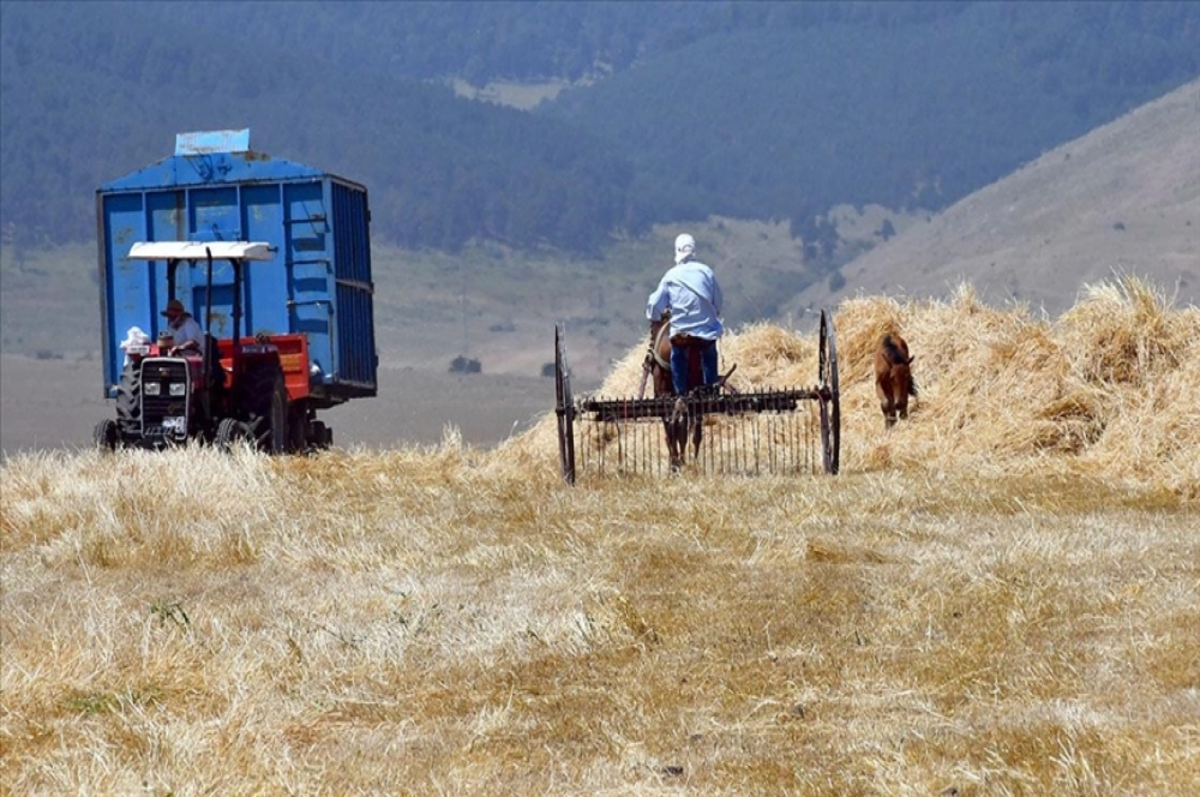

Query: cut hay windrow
<box><xmin>497</xmin><ymin>275</ymin><xmax>1198</xmax><ymax>497</ymax></box>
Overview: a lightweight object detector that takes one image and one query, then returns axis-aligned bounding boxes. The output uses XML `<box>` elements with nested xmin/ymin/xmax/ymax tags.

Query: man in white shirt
<box><xmin>646</xmin><ymin>233</ymin><xmax>724</xmax><ymax>395</ymax></box>
<box><xmin>161</xmin><ymin>299</ymin><xmax>205</xmax><ymax>355</ymax></box>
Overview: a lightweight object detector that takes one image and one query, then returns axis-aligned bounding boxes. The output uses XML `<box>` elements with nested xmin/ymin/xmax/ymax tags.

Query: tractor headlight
<box><xmin>144</xmin><ymin>382</ymin><xmax>161</xmax><ymax>396</ymax></box>
<box><xmin>169</xmin><ymin>382</ymin><xmax>187</xmax><ymax>397</ymax></box>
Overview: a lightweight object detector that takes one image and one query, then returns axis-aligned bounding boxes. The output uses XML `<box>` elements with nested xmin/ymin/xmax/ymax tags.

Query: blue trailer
<box><xmin>93</xmin><ymin>130</ymin><xmax>377</xmax><ymax>452</ymax></box>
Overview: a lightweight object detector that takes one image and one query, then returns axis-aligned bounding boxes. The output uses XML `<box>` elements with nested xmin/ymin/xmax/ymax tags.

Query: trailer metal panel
<box><xmin>96</xmin><ymin>132</ymin><xmax>377</xmax><ymax>406</ymax></box>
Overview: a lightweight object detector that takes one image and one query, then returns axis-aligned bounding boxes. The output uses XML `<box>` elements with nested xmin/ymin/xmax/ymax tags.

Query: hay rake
<box><xmin>554</xmin><ymin>310</ymin><xmax>840</xmax><ymax>483</ymax></box>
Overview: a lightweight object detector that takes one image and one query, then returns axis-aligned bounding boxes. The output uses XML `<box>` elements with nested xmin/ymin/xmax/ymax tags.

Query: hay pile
<box><xmin>497</xmin><ymin>276</ymin><xmax>1199</xmax><ymax>498</ymax></box>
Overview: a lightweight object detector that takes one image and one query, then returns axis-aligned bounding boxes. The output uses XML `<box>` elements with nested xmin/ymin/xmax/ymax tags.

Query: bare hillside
<box><xmin>787</xmin><ymin>79</ymin><xmax>1200</xmax><ymax>317</ymax></box>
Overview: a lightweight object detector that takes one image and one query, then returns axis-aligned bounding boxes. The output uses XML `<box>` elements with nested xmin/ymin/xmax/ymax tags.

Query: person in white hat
<box><xmin>119</xmin><ymin>327</ymin><xmax>151</xmax><ymax>367</ymax></box>
<box><xmin>160</xmin><ymin>298</ymin><xmax>205</xmax><ymax>355</ymax></box>
<box><xmin>646</xmin><ymin>233</ymin><xmax>724</xmax><ymax>395</ymax></box>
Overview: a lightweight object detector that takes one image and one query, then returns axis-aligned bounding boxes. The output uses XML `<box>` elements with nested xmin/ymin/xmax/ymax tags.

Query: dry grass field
<box><xmin>2</xmin><ymin>278</ymin><xmax>1198</xmax><ymax>795</ymax></box>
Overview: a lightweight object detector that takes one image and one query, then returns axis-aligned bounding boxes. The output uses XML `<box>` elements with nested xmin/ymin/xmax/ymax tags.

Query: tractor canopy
<box><xmin>127</xmin><ymin>241</ymin><xmax>275</xmax><ymax>263</ymax></box>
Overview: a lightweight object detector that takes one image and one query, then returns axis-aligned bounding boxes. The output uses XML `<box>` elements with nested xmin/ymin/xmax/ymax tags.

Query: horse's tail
<box><xmin>908</xmin><ymin>374</ymin><xmax>918</xmax><ymax>397</ymax></box>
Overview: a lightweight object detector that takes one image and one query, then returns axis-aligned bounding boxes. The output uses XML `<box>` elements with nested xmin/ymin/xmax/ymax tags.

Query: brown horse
<box><xmin>875</xmin><ymin>332</ymin><xmax>917</xmax><ymax>428</ymax></box>
<box><xmin>644</xmin><ymin>313</ymin><xmax>704</xmax><ymax>469</ymax></box>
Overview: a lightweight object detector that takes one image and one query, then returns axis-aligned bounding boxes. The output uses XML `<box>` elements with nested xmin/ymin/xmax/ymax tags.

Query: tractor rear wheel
<box><xmin>94</xmin><ymin>419</ymin><xmax>118</xmax><ymax>452</ymax></box>
<box><xmin>310</xmin><ymin>420</ymin><xmax>332</xmax><ymax>449</ymax></box>
<box><xmin>266</xmin><ymin>372</ymin><xmax>289</xmax><ymax>454</ymax></box>
<box><xmin>287</xmin><ymin>405</ymin><xmax>307</xmax><ymax>453</ymax></box>
<box><xmin>215</xmin><ymin>417</ymin><xmax>249</xmax><ymax>450</ymax></box>
<box><xmin>241</xmin><ymin>363</ymin><xmax>290</xmax><ymax>454</ymax></box>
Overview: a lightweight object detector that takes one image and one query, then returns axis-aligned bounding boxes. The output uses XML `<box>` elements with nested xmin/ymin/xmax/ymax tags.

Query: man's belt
<box><xmin>670</xmin><ymin>334</ymin><xmax>713</xmax><ymax>347</ymax></box>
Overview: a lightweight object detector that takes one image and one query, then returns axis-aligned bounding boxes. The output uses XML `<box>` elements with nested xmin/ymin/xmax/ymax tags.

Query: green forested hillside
<box><xmin>0</xmin><ymin>3</ymin><xmax>633</xmax><ymax>255</ymax></box>
<box><xmin>1</xmin><ymin>1</ymin><xmax>1197</xmax><ymax>259</ymax></box>
<box><xmin>544</xmin><ymin>2</ymin><xmax>1200</xmax><ymax>240</ymax></box>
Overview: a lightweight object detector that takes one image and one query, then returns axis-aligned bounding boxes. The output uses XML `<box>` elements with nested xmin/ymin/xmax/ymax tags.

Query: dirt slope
<box><xmin>786</xmin><ymin>79</ymin><xmax>1200</xmax><ymax>317</ymax></box>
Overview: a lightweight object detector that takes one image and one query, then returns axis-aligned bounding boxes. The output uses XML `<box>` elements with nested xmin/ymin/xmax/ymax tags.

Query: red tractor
<box><xmin>93</xmin><ymin>132</ymin><xmax>378</xmax><ymax>453</ymax></box>
<box><xmin>95</xmin><ymin>242</ymin><xmax>331</xmax><ymax>453</ymax></box>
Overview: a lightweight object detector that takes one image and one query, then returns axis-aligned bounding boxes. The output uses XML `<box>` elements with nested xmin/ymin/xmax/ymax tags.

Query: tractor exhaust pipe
<box><xmin>202</xmin><ymin>247</ymin><xmax>215</xmax><ymax>424</ymax></box>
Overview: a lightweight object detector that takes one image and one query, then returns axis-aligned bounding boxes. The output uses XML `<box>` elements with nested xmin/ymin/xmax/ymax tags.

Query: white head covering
<box><xmin>119</xmin><ymin>326</ymin><xmax>151</xmax><ymax>350</ymax></box>
<box><xmin>119</xmin><ymin>326</ymin><xmax>151</xmax><ymax>366</ymax></box>
<box><xmin>674</xmin><ymin>233</ymin><xmax>697</xmax><ymax>265</ymax></box>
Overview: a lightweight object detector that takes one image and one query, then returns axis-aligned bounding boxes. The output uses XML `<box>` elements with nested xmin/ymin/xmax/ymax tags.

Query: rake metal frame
<box><xmin>555</xmin><ymin>309</ymin><xmax>840</xmax><ymax>483</ymax></box>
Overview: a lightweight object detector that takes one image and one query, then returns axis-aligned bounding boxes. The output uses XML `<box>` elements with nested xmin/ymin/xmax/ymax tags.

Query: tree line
<box><xmin>1</xmin><ymin>1</ymin><xmax>1196</xmax><ymax>258</ymax></box>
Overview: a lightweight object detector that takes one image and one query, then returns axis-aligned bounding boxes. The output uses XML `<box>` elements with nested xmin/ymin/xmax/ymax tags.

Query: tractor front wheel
<box><xmin>115</xmin><ymin>363</ymin><xmax>141</xmax><ymax>429</ymax></box>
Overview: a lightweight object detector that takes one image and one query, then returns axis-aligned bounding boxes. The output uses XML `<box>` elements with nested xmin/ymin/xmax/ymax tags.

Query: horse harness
<box><xmin>642</xmin><ymin>313</ymin><xmax>728</xmax><ymax>401</ymax></box>
<box><xmin>650</xmin><ymin>321</ymin><xmax>672</xmax><ymax>370</ymax></box>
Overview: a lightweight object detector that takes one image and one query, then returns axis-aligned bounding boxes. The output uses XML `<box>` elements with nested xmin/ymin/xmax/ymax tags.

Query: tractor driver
<box><xmin>646</xmin><ymin>233</ymin><xmax>725</xmax><ymax>395</ymax></box>
<box><xmin>161</xmin><ymin>299</ymin><xmax>205</xmax><ymax>356</ymax></box>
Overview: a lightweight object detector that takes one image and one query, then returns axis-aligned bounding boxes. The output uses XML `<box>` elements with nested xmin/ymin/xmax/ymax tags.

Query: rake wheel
<box><xmin>818</xmin><ymin>309</ymin><xmax>841</xmax><ymax>475</ymax></box>
<box><xmin>554</xmin><ymin>323</ymin><xmax>576</xmax><ymax>484</ymax></box>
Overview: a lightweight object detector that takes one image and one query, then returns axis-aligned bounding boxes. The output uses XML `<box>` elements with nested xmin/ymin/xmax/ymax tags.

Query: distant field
<box><xmin>0</xmin><ymin>354</ymin><xmax>579</xmax><ymax>456</ymax></box>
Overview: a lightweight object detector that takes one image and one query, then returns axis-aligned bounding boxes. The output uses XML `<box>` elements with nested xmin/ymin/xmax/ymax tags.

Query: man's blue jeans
<box><xmin>671</xmin><ymin>339</ymin><xmax>718</xmax><ymax>395</ymax></box>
